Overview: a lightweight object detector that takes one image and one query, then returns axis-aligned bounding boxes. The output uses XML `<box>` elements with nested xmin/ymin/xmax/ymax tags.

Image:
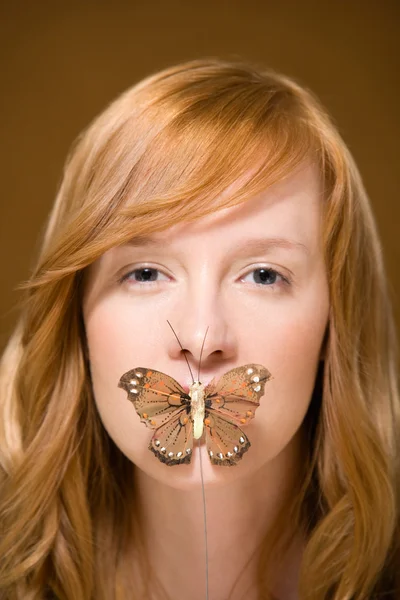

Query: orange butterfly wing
<box><xmin>119</xmin><ymin>364</ymin><xmax>271</xmax><ymax>467</ymax></box>
<box><xmin>203</xmin><ymin>412</ymin><xmax>251</xmax><ymax>466</ymax></box>
<box><xmin>203</xmin><ymin>364</ymin><xmax>271</xmax><ymax>466</ymax></box>
<box><xmin>118</xmin><ymin>367</ymin><xmax>194</xmax><ymax>465</ymax></box>
<box><xmin>147</xmin><ymin>410</ymin><xmax>194</xmax><ymax>466</ymax></box>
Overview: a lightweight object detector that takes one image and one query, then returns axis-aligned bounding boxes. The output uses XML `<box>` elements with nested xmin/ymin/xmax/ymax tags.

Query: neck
<box><xmin>133</xmin><ymin>431</ymin><xmax>305</xmax><ymax>600</ymax></box>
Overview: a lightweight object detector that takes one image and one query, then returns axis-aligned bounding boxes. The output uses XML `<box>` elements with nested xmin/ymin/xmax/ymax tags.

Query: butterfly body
<box><xmin>189</xmin><ymin>381</ymin><xmax>206</xmax><ymax>439</ymax></box>
<box><xmin>118</xmin><ymin>364</ymin><xmax>271</xmax><ymax>467</ymax></box>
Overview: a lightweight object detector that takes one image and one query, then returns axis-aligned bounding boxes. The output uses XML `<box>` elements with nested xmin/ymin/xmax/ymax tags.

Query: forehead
<box><xmin>126</xmin><ymin>163</ymin><xmax>323</xmax><ymax>252</ymax></box>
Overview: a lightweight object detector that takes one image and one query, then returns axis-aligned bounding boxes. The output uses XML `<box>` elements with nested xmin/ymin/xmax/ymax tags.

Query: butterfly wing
<box><xmin>203</xmin><ymin>364</ymin><xmax>272</xmax><ymax>466</ymax></box>
<box><xmin>203</xmin><ymin>412</ymin><xmax>250</xmax><ymax>466</ymax></box>
<box><xmin>118</xmin><ymin>363</ymin><xmax>271</xmax><ymax>467</ymax></box>
<box><xmin>118</xmin><ymin>367</ymin><xmax>193</xmax><ymax>466</ymax></box>
<box><xmin>205</xmin><ymin>364</ymin><xmax>271</xmax><ymax>425</ymax></box>
<box><xmin>118</xmin><ymin>367</ymin><xmax>191</xmax><ymax>428</ymax></box>
<box><xmin>148</xmin><ymin>409</ymin><xmax>194</xmax><ymax>466</ymax></box>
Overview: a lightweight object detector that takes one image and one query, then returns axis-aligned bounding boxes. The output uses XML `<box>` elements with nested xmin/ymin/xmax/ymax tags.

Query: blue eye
<box><xmin>241</xmin><ymin>268</ymin><xmax>289</xmax><ymax>287</ymax></box>
<box><xmin>253</xmin><ymin>268</ymin><xmax>278</xmax><ymax>285</ymax></box>
<box><xmin>133</xmin><ymin>268</ymin><xmax>159</xmax><ymax>282</ymax></box>
<box><xmin>120</xmin><ymin>267</ymin><xmax>169</xmax><ymax>284</ymax></box>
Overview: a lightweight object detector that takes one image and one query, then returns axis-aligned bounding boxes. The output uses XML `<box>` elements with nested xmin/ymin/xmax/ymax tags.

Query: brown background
<box><xmin>0</xmin><ymin>1</ymin><xmax>399</xmax><ymax>351</ymax></box>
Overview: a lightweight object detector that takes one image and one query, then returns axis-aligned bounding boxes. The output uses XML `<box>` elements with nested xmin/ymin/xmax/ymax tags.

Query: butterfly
<box><xmin>118</xmin><ymin>364</ymin><xmax>271</xmax><ymax>466</ymax></box>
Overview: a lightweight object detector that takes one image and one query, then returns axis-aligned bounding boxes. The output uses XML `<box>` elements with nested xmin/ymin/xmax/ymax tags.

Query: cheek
<box><xmin>84</xmin><ymin>299</ymin><xmax>159</xmax><ymax>465</ymax></box>
<box><xmin>271</xmin><ymin>303</ymin><xmax>327</xmax><ymax>388</ymax></box>
<box><xmin>248</xmin><ymin>288</ymin><xmax>328</xmax><ymax>459</ymax></box>
<box><xmin>85</xmin><ymin>295</ymin><xmax>164</xmax><ymax>379</ymax></box>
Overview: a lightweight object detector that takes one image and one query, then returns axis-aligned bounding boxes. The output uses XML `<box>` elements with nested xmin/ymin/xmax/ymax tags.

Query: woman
<box><xmin>0</xmin><ymin>59</ymin><xmax>398</xmax><ymax>600</ymax></box>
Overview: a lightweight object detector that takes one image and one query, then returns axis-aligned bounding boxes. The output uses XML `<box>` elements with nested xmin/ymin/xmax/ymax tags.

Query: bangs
<box><xmin>34</xmin><ymin>61</ymin><xmax>334</xmax><ymax>283</ymax></box>
<box><xmin>119</xmin><ymin>77</ymin><xmax>319</xmax><ymax>225</ymax></box>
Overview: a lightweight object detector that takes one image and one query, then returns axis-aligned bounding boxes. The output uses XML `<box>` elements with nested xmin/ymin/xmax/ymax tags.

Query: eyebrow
<box><xmin>125</xmin><ymin>236</ymin><xmax>162</xmax><ymax>247</ymax></box>
<box><xmin>124</xmin><ymin>235</ymin><xmax>309</xmax><ymax>255</ymax></box>
<box><xmin>230</xmin><ymin>237</ymin><xmax>310</xmax><ymax>256</ymax></box>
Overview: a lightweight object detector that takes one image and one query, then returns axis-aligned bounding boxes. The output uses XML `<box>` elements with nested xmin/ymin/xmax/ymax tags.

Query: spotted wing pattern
<box><xmin>205</xmin><ymin>364</ymin><xmax>271</xmax><ymax>424</ymax></box>
<box><xmin>119</xmin><ymin>363</ymin><xmax>271</xmax><ymax>467</ymax></box>
<box><xmin>203</xmin><ymin>412</ymin><xmax>250</xmax><ymax>466</ymax></box>
<box><xmin>148</xmin><ymin>409</ymin><xmax>194</xmax><ymax>466</ymax></box>
<box><xmin>118</xmin><ymin>367</ymin><xmax>194</xmax><ymax>466</ymax></box>
<box><xmin>203</xmin><ymin>364</ymin><xmax>271</xmax><ymax>465</ymax></box>
<box><xmin>118</xmin><ymin>367</ymin><xmax>190</xmax><ymax>429</ymax></box>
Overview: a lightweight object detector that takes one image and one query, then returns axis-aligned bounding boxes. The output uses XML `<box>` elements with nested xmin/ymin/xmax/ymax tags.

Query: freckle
<box><xmin>146</xmin><ymin>371</ymin><xmax>153</xmax><ymax>377</ymax></box>
<box><xmin>241</xmin><ymin>382</ymin><xmax>246</xmax><ymax>388</ymax></box>
<box><xmin>144</xmin><ymin>383</ymin><xmax>150</xmax><ymax>389</ymax></box>
<box><xmin>215</xmin><ymin>398</ymin><xmax>221</xmax><ymax>403</ymax></box>
<box><xmin>142</xmin><ymin>413</ymin><xmax>148</xmax><ymax>419</ymax></box>
<box><xmin>240</xmin><ymin>418</ymin><xmax>246</xmax><ymax>424</ymax></box>
<box><xmin>150</xmin><ymin>420</ymin><xmax>156</xmax><ymax>425</ymax></box>
<box><xmin>183</xmin><ymin>417</ymin><xmax>188</xmax><ymax>424</ymax></box>
<box><xmin>204</xmin><ymin>418</ymin><xmax>211</xmax><ymax>426</ymax></box>
<box><xmin>246</xmin><ymin>411</ymin><xmax>253</xmax><ymax>417</ymax></box>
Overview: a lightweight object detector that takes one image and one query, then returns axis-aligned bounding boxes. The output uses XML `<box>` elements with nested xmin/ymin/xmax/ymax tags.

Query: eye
<box><xmin>241</xmin><ymin>267</ymin><xmax>290</xmax><ymax>287</ymax></box>
<box><xmin>119</xmin><ymin>267</ymin><xmax>169</xmax><ymax>285</ymax></box>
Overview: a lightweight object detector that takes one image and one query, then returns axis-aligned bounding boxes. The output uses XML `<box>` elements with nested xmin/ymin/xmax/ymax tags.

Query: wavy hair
<box><xmin>0</xmin><ymin>59</ymin><xmax>399</xmax><ymax>599</ymax></box>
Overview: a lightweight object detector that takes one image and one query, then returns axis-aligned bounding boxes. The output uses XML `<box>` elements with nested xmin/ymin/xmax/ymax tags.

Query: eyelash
<box><xmin>119</xmin><ymin>266</ymin><xmax>291</xmax><ymax>289</ymax></box>
<box><xmin>240</xmin><ymin>267</ymin><xmax>291</xmax><ymax>288</ymax></box>
<box><xmin>119</xmin><ymin>267</ymin><xmax>169</xmax><ymax>286</ymax></box>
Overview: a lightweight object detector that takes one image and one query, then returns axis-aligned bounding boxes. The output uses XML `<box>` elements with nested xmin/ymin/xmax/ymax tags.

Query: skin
<box><xmin>83</xmin><ymin>163</ymin><xmax>330</xmax><ymax>599</ymax></box>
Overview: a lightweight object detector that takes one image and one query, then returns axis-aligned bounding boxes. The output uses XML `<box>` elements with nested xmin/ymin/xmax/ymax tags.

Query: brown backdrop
<box><xmin>1</xmin><ymin>1</ymin><xmax>399</xmax><ymax>351</ymax></box>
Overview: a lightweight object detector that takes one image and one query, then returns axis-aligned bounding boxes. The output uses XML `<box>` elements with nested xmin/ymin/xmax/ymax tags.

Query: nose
<box><xmin>166</xmin><ymin>285</ymin><xmax>237</xmax><ymax>376</ymax></box>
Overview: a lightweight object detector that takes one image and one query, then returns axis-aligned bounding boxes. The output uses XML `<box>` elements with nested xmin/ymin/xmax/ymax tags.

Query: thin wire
<box><xmin>198</xmin><ymin>437</ymin><xmax>209</xmax><ymax>600</ymax></box>
<box><xmin>166</xmin><ymin>320</ymin><xmax>195</xmax><ymax>383</ymax></box>
<box><xmin>197</xmin><ymin>326</ymin><xmax>210</xmax><ymax>598</ymax></box>
<box><xmin>167</xmin><ymin>320</ymin><xmax>210</xmax><ymax>598</ymax></box>
<box><xmin>198</xmin><ymin>326</ymin><xmax>209</xmax><ymax>381</ymax></box>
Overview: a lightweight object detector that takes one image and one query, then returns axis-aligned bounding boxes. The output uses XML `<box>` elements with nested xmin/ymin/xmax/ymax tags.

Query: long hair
<box><xmin>0</xmin><ymin>59</ymin><xmax>399</xmax><ymax>600</ymax></box>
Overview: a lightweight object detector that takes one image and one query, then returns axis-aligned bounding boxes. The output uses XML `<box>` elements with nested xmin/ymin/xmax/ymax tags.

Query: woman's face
<box><xmin>83</xmin><ymin>164</ymin><xmax>329</xmax><ymax>489</ymax></box>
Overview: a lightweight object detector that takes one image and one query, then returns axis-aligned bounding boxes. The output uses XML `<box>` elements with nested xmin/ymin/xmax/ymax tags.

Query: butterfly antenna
<box><xmin>198</xmin><ymin>326</ymin><xmax>209</xmax><ymax>382</ymax></box>
<box><xmin>166</xmin><ymin>320</ymin><xmax>195</xmax><ymax>383</ymax></box>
